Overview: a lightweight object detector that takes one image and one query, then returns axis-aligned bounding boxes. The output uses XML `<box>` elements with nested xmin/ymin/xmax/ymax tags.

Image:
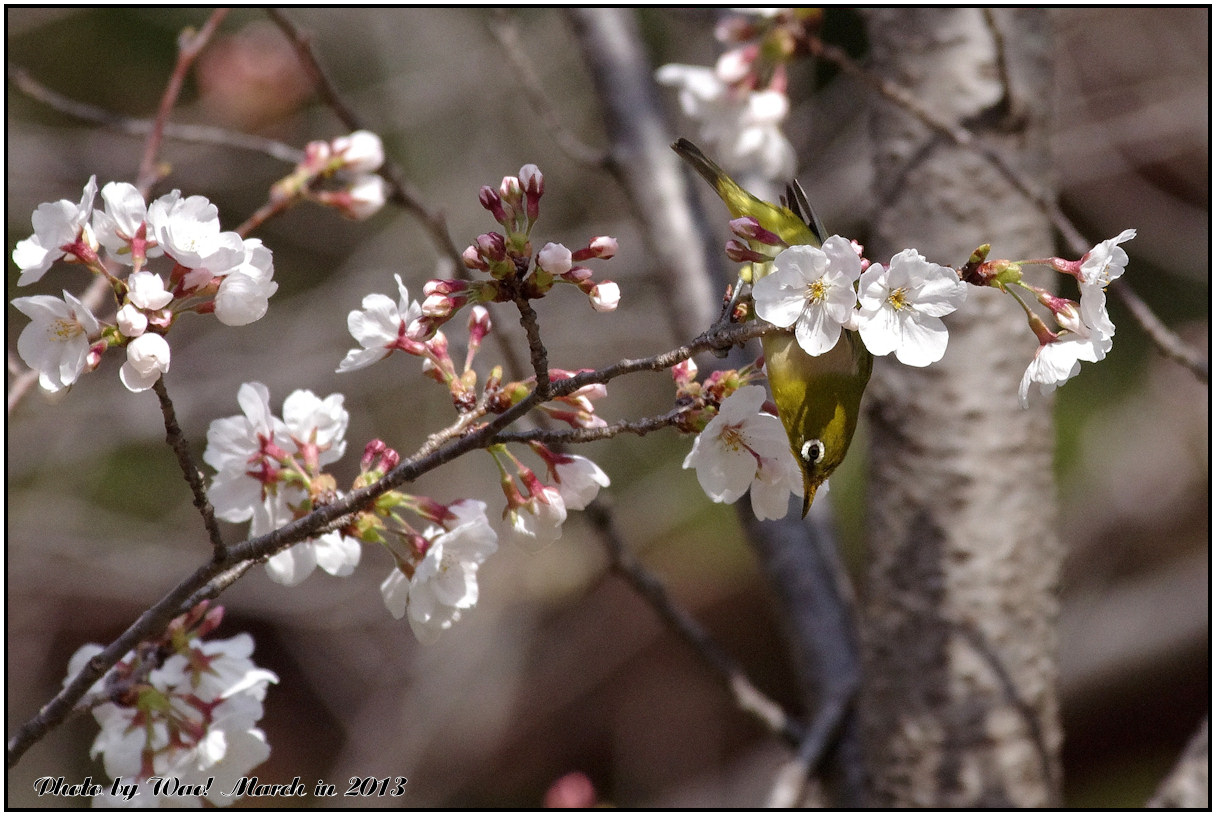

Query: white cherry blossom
<box><xmin>754</xmin><ymin>237</ymin><xmax>862</xmax><ymax>356</ymax></box>
<box><xmin>856</xmin><ymin>249</ymin><xmax>967</xmax><ymax>367</ymax></box>
<box><xmin>13</xmin><ymin>176</ymin><xmax>98</xmax><ymax>285</ymax></box>
<box><xmin>11</xmin><ymin>291</ymin><xmax>101</xmax><ymax>393</ymax></box>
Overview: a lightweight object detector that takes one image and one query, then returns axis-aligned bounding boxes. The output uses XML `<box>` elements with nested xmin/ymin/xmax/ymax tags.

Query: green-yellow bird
<box><xmin>673</xmin><ymin>138</ymin><xmax>872</xmax><ymax>515</ymax></box>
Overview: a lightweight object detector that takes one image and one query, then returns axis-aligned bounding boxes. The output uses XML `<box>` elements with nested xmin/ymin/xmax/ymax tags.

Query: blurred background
<box><xmin>6</xmin><ymin>8</ymin><xmax>1208</xmax><ymax>807</ymax></box>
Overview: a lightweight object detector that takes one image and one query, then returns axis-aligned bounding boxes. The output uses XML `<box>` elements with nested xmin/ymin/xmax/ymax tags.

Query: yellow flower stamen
<box><xmin>805</xmin><ymin>279</ymin><xmax>828</xmax><ymax>304</ymax></box>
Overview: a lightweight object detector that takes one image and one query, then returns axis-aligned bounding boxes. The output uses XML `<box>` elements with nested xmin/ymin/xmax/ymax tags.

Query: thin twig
<box><xmin>583</xmin><ymin>499</ymin><xmax>805</xmax><ymax>746</ymax></box>
<box><xmin>1109</xmin><ymin>280</ymin><xmax>1208</xmax><ymax>382</ymax></box>
<box><xmin>489</xmin><ymin>10</ymin><xmax>609</xmax><ymax>168</ymax></box>
<box><xmin>493</xmin><ymin>406</ymin><xmax>691</xmax><ymax>446</ymax></box>
<box><xmin>264</xmin><ymin>8</ymin><xmax>468</xmax><ymax>276</ymax></box>
<box><xmin>767</xmin><ymin>693</ymin><xmax>855</xmax><ymax>807</ymax></box>
<box><xmin>6</xmin><ymin>63</ymin><xmax>305</xmax><ymax>164</ymax></box>
<box><xmin>152</xmin><ymin>376</ymin><xmax>227</xmax><ymax>559</ymax></box>
<box><xmin>513</xmin><ymin>289</ymin><xmax>551</xmax><ymax>399</ymax></box>
<box><xmin>137</xmin><ymin>8</ymin><xmax>231</xmax><ymax>194</ymax></box>
<box><xmin>6</xmin><ymin>316</ymin><xmax>772</xmax><ymax>768</ymax></box>
<box><xmin>810</xmin><ymin>33</ymin><xmax>1208</xmax><ymax>384</ymax></box>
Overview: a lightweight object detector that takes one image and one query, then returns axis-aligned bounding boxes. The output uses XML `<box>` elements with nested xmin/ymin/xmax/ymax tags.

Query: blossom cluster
<box><xmin>680</xmin><ymin>216</ymin><xmax>1137</xmax><ymax>517</ymax></box>
<box><xmin>270</xmin><ymin>129</ymin><xmax>389</xmax><ymax>220</ymax></box>
<box><xmin>752</xmin><ymin>234</ymin><xmax>968</xmax><ymax>368</ymax></box>
<box><xmin>205</xmin><ymin>382</ymin><xmax>361</xmax><ymax>586</ymax></box>
<box><xmin>657</xmin><ymin>9</ymin><xmax>823</xmax><ymax>182</ymax></box>
<box><xmin>203</xmin><ymin>377</ymin><xmax>610</xmax><ymax>642</ymax></box>
<box><xmin>64</xmin><ymin>603</ymin><xmax>277</xmax><ymax>808</ymax></box>
<box><xmin>11</xmin><ymin>177</ymin><xmax>277</xmax><ymax>394</ymax></box>
<box><xmin>423</xmin><ymin>163</ymin><xmax>620</xmax><ymax>327</ymax></box>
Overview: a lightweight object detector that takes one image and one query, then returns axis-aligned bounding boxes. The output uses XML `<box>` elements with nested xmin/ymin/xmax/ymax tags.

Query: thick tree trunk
<box><xmin>859</xmin><ymin>9</ymin><xmax>1063</xmax><ymax>807</ymax></box>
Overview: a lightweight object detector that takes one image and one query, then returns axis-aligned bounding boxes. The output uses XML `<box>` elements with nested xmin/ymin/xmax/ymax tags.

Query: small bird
<box><xmin>673</xmin><ymin>138</ymin><xmax>871</xmax><ymax>515</ymax></box>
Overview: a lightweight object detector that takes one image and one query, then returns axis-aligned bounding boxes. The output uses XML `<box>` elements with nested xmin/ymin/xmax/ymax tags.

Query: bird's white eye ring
<box><xmin>801</xmin><ymin>439</ymin><xmax>825</xmax><ymax>465</ymax></box>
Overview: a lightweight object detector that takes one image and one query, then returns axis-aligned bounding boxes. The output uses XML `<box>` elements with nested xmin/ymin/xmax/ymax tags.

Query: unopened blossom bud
<box><xmin>344</xmin><ymin>174</ymin><xmax>389</xmax><ymax>219</ymax></box>
<box><xmin>519</xmin><ymin>164</ymin><xmax>543</xmax><ymax>198</ymax></box>
<box><xmin>362</xmin><ymin>439</ymin><xmax>388</xmax><ymax>470</ymax></box>
<box><xmin>571</xmin><ymin>235</ymin><xmax>617</xmax><ymax>262</ymax></box>
<box><xmin>725</xmin><ymin>239</ymin><xmax>771</xmax><ymax>263</ymax></box>
<box><xmin>116</xmin><ymin>303</ymin><xmax>148</xmax><ymax>338</ymax></box>
<box><xmin>426</xmin><ymin>330</ymin><xmax>450</xmax><ymax>359</ymax></box>
<box><xmin>119</xmin><ymin>332</ymin><xmax>171</xmax><ymax>392</ymax></box>
<box><xmin>462</xmin><ymin>244</ymin><xmax>489</xmax><ymax>271</ymax></box>
<box><xmin>332</xmin><ymin>130</ymin><xmax>385</xmax><ymax>174</ymax></box>
<box><xmin>499</xmin><ymin>175</ymin><xmax>523</xmax><ymax>212</ymax></box>
<box><xmin>422</xmin><ymin>292</ymin><xmax>455</xmax><ymax>318</ymax></box>
<box><xmin>537</xmin><ymin>242</ymin><xmax>573</xmax><ymax>276</ymax></box>
<box><xmin>519</xmin><ymin>164</ymin><xmax>543</xmax><ymax>222</ymax></box>
<box><xmin>467</xmin><ymin>304</ymin><xmax>492</xmax><ymax>345</ymax></box>
<box><xmin>588</xmin><ymin>281</ymin><xmax>620</xmax><ymax>312</ymax></box>
<box><xmin>671</xmin><ymin>358</ymin><xmax>698</xmax><ymax>388</ymax></box>
<box><xmin>313</xmin><ymin>175</ymin><xmax>388</xmax><ymax>220</ymax></box>
<box><xmin>87</xmin><ymin>339</ymin><xmax>108</xmax><ymax>371</ymax></box>
<box><xmin>476</xmin><ymin>232</ymin><xmax>508</xmax><ymax>263</ymax></box>
<box><xmin>729</xmin><ymin>216</ymin><xmax>784</xmax><ymax>247</ymax></box>
<box><xmin>561</xmin><ymin>265</ymin><xmax>593</xmax><ymax>284</ymax></box>
<box><xmin>197</xmin><ymin>603</ymin><xmax>225</xmax><ymax>638</ymax></box>
<box><xmin>304</xmin><ymin>139</ymin><xmax>333</xmax><ymax>168</ymax></box>
<box><xmin>424</xmin><ymin>278</ymin><xmax>471</xmax><ymax>297</ymax></box>
<box><xmin>479</xmin><ymin>186</ymin><xmax>510</xmax><ymax>225</ymax></box>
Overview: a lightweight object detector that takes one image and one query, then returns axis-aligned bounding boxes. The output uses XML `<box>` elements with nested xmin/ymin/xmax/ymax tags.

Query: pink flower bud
<box><xmin>476</xmin><ymin>232</ymin><xmax>507</xmax><ymax>262</ymax></box>
<box><xmin>87</xmin><ymin>340</ymin><xmax>108</xmax><ymax>371</ymax></box>
<box><xmin>671</xmin><ymin>358</ymin><xmax>698</xmax><ymax>386</ymax></box>
<box><xmin>424</xmin><ymin>278</ymin><xmax>470</xmax><ymax>297</ymax></box>
<box><xmin>519</xmin><ymin>164</ymin><xmax>543</xmax><ymax>197</ymax></box>
<box><xmin>537</xmin><ymin>242</ymin><xmax>573</xmax><ymax>276</ymax></box>
<box><xmin>331</xmin><ymin>130</ymin><xmax>384</xmax><ymax>174</ymax></box>
<box><xmin>725</xmin><ymin>239</ymin><xmax>770</xmax><ymax>263</ymax></box>
<box><xmin>562</xmin><ymin>266</ymin><xmax>593</xmax><ymax>283</ymax></box>
<box><xmin>467</xmin><ymin>304</ymin><xmax>492</xmax><ymax>336</ymax></box>
<box><xmin>479</xmin><ymin>186</ymin><xmax>510</xmax><ymax>225</ymax></box>
<box><xmin>343</xmin><ymin>174</ymin><xmax>388</xmax><ymax>219</ymax></box>
<box><xmin>499</xmin><ymin>175</ymin><xmax>523</xmax><ymax>209</ymax></box>
<box><xmin>729</xmin><ymin>216</ymin><xmax>783</xmax><ymax>246</ymax></box>
<box><xmin>589</xmin><ymin>235</ymin><xmax>617</xmax><ymax>259</ymax></box>
<box><xmin>361</xmin><ymin>439</ymin><xmax>387</xmax><ymax>471</ymax></box>
<box><xmin>572</xmin><ymin>235</ymin><xmax>618</xmax><ymax>262</ymax></box>
<box><xmin>462</xmin><ymin>244</ymin><xmax>489</xmax><ymax>271</ymax></box>
<box><xmin>303</xmin><ymin>139</ymin><xmax>332</xmax><ymax>169</ymax></box>
<box><xmin>519</xmin><ymin>164</ymin><xmax>543</xmax><ymax>222</ymax></box>
<box><xmin>422</xmin><ymin>292</ymin><xmax>454</xmax><ymax>317</ymax></box>
<box><xmin>589</xmin><ymin>281</ymin><xmax>620</xmax><ymax>312</ymax></box>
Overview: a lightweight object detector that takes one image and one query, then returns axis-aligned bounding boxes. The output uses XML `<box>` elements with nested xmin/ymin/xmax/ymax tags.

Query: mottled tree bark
<box><xmin>859</xmin><ymin>9</ymin><xmax>1063</xmax><ymax>807</ymax></box>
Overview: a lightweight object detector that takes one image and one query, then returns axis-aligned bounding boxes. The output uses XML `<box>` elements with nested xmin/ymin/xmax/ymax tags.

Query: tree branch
<box><xmin>809</xmin><ymin>28</ymin><xmax>1207</xmax><ymax>385</ymax></box>
<box><xmin>152</xmin><ymin>376</ymin><xmax>226</xmax><ymax>559</ymax></box>
<box><xmin>583</xmin><ymin>499</ymin><xmax>805</xmax><ymax>746</ymax></box>
<box><xmin>138</xmin><ymin>8</ymin><xmax>231</xmax><ymax>195</ymax></box>
<box><xmin>5</xmin><ymin>316</ymin><xmax>772</xmax><ymax>768</ymax></box>
<box><xmin>489</xmin><ymin>10</ymin><xmax>609</xmax><ymax>168</ymax></box>
<box><xmin>265</xmin><ymin>8</ymin><xmax>468</xmax><ymax>277</ymax></box>
<box><xmin>6</xmin><ymin>63</ymin><xmax>306</xmax><ymax>164</ymax></box>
